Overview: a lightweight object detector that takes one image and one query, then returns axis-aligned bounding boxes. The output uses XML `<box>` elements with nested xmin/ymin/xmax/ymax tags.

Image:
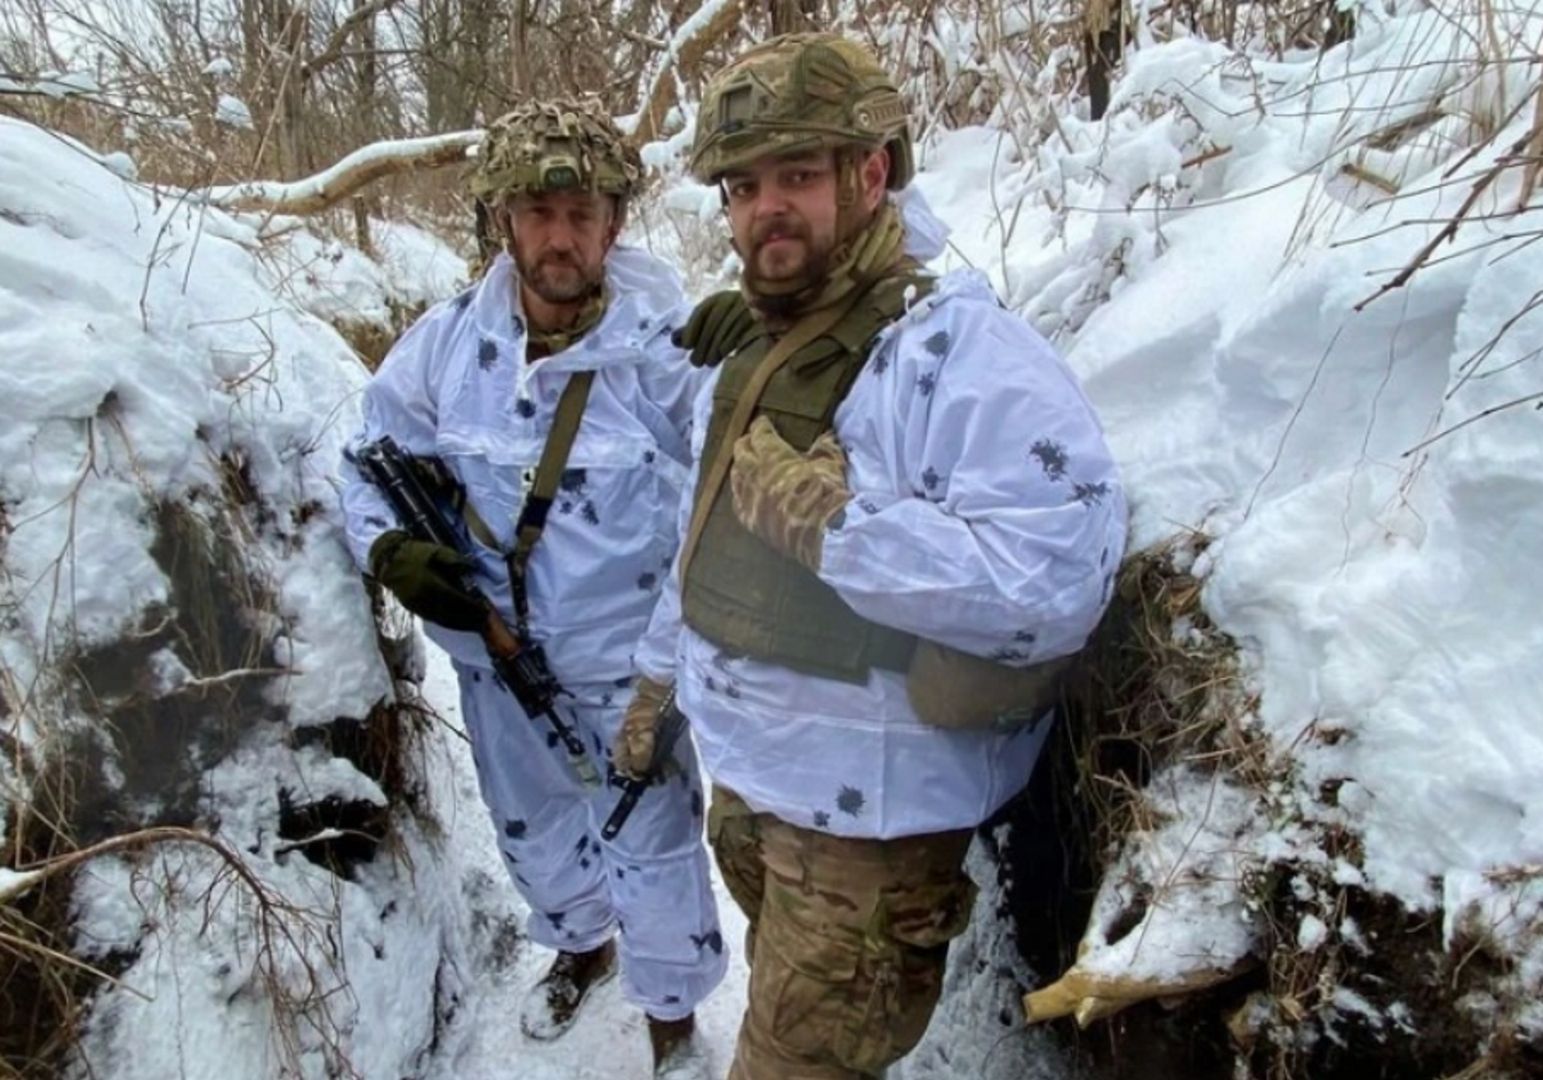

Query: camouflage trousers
<box><xmin>708</xmin><ymin>787</ymin><xmax>977</xmax><ymax>1079</ymax></box>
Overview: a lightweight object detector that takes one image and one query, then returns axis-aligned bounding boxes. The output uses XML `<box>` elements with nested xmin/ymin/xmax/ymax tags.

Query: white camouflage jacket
<box><xmin>340</xmin><ymin>248</ymin><xmax>704</xmax><ymax>701</ymax></box>
<box><xmin>635</xmin><ymin>193</ymin><xmax>1128</xmax><ymax>839</ymax></box>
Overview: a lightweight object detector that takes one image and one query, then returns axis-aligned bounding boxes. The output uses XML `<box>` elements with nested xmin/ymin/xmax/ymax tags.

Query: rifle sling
<box><xmin>505</xmin><ymin>369</ymin><xmax>596</xmax><ymax>631</ymax></box>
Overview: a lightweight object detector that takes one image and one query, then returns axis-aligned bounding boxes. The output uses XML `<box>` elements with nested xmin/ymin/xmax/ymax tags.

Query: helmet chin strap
<box><xmin>832</xmin><ymin>150</ymin><xmax>864</xmax><ymax>247</ymax></box>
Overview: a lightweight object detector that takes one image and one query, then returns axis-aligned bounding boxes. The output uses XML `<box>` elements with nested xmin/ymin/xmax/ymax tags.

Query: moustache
<box><xmin>751</xmin><ymin>218</ymin><xmax>809</xmax><ymax>250</ymax></box>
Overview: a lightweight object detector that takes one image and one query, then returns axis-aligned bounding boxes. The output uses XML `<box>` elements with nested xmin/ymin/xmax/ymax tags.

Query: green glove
<box><xmin>673</xmin><ymin>289</ymin><xmax>761</xmax><ymax>367</ymax></box>
<box><xmin>368</xmin><ymin>530</ymin><xmax>487</xmax><ymax>632</ymax></box>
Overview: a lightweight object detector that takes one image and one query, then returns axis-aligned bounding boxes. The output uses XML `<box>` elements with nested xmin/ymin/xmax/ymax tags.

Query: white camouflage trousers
<box><xmin>454</xmin><ymin>660</ymin><xmax>727</xmax><ymax>1020</ymax></box>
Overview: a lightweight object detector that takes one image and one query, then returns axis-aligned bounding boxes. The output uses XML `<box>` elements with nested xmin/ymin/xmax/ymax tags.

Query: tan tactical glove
<box><xmin>729</xmin><ymin>415</ymin><xmax>851</xmax><ymax>573</ymax></box>
<box><xmin>613</xmin><ymin>675</ymin><xmax>673</xmax><ymax>779</ymax></box>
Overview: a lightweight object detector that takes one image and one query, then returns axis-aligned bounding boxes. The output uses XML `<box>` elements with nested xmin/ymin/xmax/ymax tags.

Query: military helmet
<box><xmin>471</xmin><ymin>99</ymin><xmax>642</xmax><ymax>203</ymax></box>
<box><xmin>689</xmin><ymin>32</ymin><xmax>914</xmax><ymax>190</ymax></box>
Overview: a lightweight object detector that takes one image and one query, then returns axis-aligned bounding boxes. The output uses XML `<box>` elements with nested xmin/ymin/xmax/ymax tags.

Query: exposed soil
<box><xmin>994</xmin><ymin>549</ymin><xmax>1539</xmax><ymax>1079</ymax></box>
<box><xmin>64</xmin><ymin>501</ymin><xmax>283</xmax><ymax>843</ymax></box>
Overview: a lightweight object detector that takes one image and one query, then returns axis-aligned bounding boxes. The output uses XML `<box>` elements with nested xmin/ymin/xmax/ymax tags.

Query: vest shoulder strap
<box><xmin>679</xmin><ymin>297</ymin><xmax>855</xmax><ymax>580</ymax></box>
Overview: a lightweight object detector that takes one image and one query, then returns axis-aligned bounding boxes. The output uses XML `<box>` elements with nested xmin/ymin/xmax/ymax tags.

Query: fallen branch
<box><xmin>203</xmin><ymin>130</ymin><xmax>481</xmax><ymax>214</ymax></box>
<box><xmin>1</xmin><ymin>825</ymin><xmax>260</xmax><ymax>904</ymax></box>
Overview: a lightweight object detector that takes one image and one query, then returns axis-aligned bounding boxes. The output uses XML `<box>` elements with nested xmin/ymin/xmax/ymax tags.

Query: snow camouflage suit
<box><xmin>643</xmin><ymin>208</ymin><xmax>1127</xmax><ymax>1077</ymax></box>
<box><xmin>339</xmin><ymin>246</ymin><xmax>726</xmax><ymax>1021</ymax></box>
<box><xmin>635</xmin><ymin>34</ymin><xmax>1128</xmax><ymax>1078</ymax></box>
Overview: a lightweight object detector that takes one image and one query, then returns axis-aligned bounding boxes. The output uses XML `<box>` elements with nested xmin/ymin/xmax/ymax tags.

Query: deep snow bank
<box><xmin>261</xmin><ymin>214</ymin><xmax>470</xmax><ymax>364</ymax></box>
<box><xmin>901</xmin><ymin>4</ymin><xmax>1543</xmax><ymax>1064</ymax></box>
<box><xmin>0</xmin><ymin>116</ymin><xmax>486</xmax><ymax>1077</ymax></box>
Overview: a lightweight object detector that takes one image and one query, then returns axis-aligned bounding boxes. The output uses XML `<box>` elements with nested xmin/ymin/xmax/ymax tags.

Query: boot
<box><xmin>519</xmin><ymin>940</ymin><xmax>617</xmax><ymax>1042</ymax></box>
<box><xmin>649</xmin><ymin>1013</ymin><xmax>710</xmax><ymax>1080</ymax></box>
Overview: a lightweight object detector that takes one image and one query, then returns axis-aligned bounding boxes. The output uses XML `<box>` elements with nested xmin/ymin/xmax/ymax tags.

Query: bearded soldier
<box><xmin>620</xmin><ymin>35</ymin><xmax>1127</xmax><ymax>1079</ymax></box>
<box><xmin>340</xmin><ymin>101</ymin><xmax>723</xmax><ymax>1078</ymax></box>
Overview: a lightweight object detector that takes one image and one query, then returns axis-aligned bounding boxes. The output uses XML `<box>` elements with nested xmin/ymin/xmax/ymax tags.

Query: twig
<box><xmin>177</xmin><ymin>666</ymin><xmax>296</xmax><ymax>689</ymax></box>
<box><xmin>1181</xmin><ymin>144</ymin><xmax>1233</xmax><ymax>170</ymax></box>
<box><xmin>1514</xmin><ymin>82</ymin><xmax>1543</xmax><ymax>211</ymax></box>
<box><xmin>1338</xmin><ymin>160</ymin><xmax>1400</xmax><ymax>195</ymax></box>
<box><xmin>1354</xmin><ymin>136</ymin><xmax>1534</xmax><ymax>313</ymax></box>
<box><xmin>1402</xmin><ymin>391</ymin><xmax>1543</xmax><ymax>456</ymax></box>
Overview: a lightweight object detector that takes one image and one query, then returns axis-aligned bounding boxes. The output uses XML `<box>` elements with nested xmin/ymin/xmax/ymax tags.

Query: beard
<box><xmin>741</xmin><ymin>215</ymin><xmax>834</xmax><ymax>305</ymax></box>
<box><xmin>515</xmin><ymin>247</ymin><xmax>602</xmax><ymax>304</ymax></box>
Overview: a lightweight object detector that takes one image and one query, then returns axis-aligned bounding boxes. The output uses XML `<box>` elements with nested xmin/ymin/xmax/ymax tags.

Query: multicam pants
<box><xmin>708</xmin><ymin>787</ymin><xmax>978</xmax><ymax>1079</ymax></box>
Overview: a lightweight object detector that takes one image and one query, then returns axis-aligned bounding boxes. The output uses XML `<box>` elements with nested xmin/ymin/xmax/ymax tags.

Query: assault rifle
<box><xmin>350</xmin><ymin>436</ymin><xmax>599</xmax><ymax>789</ymax></box>
<box><xmin>601</xmin><ymin>688</ymin><xmax>690</xmax><ymax>841</ymax></box>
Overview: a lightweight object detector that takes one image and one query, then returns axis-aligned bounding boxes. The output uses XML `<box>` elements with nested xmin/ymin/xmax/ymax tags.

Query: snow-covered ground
<box><xmin>415</xmin><ymin>642</ymin><xmax>1064</xmax><ymax>1079</ymax></box>
<box><xmin>5</xmin><ymin>0</ymin><xmax>1542</xmax><ymax>1074</ymax></box>
<box><xmin>262</xmin><ymin>215</ymin><xmax>468</xmax><ymax>335</ymax></box>
<box><xmin>413</xmin><ymin>648</ymin><xmax>749</xmax><ymax>1079</ymax></box>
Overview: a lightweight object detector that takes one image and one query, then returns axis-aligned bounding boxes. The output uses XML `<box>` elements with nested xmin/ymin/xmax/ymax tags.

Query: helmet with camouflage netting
<box><xmin>471</xmin><ymin>98</ymin><xmax>642</xmax><ymax>205</ymax></box>
<box><xmin>689</xmin><ymin>32</ymin><xmax>914</xmax><ymax>190</ymax></box>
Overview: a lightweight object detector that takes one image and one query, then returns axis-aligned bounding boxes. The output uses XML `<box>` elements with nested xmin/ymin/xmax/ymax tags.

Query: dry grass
<box><xmin>1049</xmin><ymin>537</ymin><xmax>1537</xmax><ymax>1076</ymax></box>
<box><xmin>1058</xmin><ymin>534</ymin><xmax>1265</xmax><ymax>870</ymax></box>
<box><xmin>1063</xmin><ymin>549</ymin><xmax>1538</xmax><ymax>1077</ymax></box>
<box><xmin>1</xmin><ymin>826</ymin><xmax>359</xmax><ymax>1079</ymax></box>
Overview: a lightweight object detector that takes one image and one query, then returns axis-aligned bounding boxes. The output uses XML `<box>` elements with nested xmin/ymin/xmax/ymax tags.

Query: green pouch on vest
<box><xmin>904</xmin><ymin>640</ymin><xmax>1070</xmax><ymax>731</ymax></box>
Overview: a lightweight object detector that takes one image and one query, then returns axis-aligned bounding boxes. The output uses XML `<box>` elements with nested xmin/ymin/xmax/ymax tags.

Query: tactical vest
<box><xmin>682</xmin><ymin>270</ymin><xmax>933</xmax><ymax>684</ymax></box>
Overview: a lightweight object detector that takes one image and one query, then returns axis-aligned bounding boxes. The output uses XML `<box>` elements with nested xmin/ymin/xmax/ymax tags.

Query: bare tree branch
<box><xmin>302</xmin><ymin>0</ymin><xmax>401</xmax><ymax>81</ymax></box>
<box><xmin>1355</xmin><ymin>130</ymin><xmax>1538</xmax><ymax>312</ymax></box>
<box><xmin>618</xmin><ymin>28</ymin><xmax>668</xmax><ymax>52</ymax></box>
<box><xmin>204</xmin><ymin>129</ymin><xmax>480</xmax><ymax>213</ymax></box>
<box><xmin>1403</xmin><ymin>391</ymin><xmax>1543</xmax><ymax>456</ymax></box>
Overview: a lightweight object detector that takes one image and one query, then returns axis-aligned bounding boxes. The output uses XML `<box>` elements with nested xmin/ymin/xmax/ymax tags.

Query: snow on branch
<box><xmin>0</xmin><ymin>70</ymin><xmax>100</xmax><ymax>98</ymax></box>
<box><xmin>629</xmin><ymin>0</ymin><xmax>744</xmax><ymax>147</ymax></box>
<box><xmin>202</xmin><ymin>129</ymin><xmax>481</xmax><ymax>213</ymax></box>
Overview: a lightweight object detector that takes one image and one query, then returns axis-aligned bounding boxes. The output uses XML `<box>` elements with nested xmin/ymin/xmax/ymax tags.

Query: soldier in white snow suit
<box><xmin>617</xmin><ymin>35</ymin><xmax>1128</xmax><ymax>1079</ymax></box>
<box><xmin>339</xmin><ymin>101</ymin><xmax>724</xmax><ymax>1078</ymax></box>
